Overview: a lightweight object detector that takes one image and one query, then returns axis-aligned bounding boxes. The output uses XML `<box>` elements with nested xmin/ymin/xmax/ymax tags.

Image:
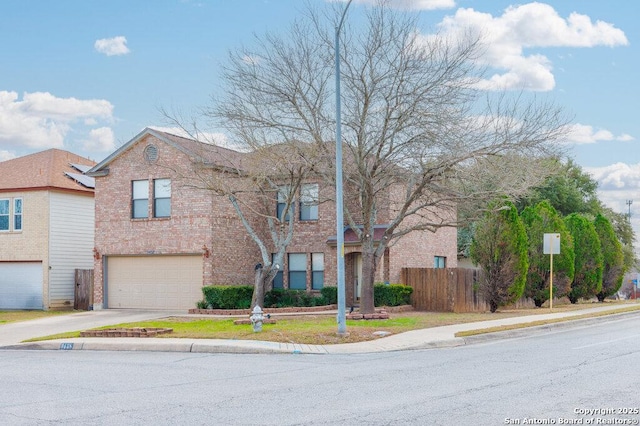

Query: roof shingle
<box><xmin>0</xmin><ymin>149</ymin><xmax>96</xmax><ymax>194</ymax></box>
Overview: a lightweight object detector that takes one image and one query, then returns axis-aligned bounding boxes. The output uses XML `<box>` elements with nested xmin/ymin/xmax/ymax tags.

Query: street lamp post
<box><xmin>335</xmin><ymin>0</ymin><xmax>353</xmax><ymax>336</ymax></box>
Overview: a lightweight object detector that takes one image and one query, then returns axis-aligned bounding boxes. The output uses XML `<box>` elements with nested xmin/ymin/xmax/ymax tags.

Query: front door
<box><xmin>353</xmin><ymin>253</ymin><xmax>362</xmax><ymax>301</ymax></box>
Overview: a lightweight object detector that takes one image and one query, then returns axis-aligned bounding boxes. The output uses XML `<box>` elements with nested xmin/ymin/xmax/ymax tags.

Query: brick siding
<box><xmin>93</xmin><ymin>133</ymin><xmax>458</xmax><ymax>308</ymax></box>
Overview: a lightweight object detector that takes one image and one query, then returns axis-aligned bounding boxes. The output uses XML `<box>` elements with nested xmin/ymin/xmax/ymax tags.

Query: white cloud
<box><xmin>0</xmin><ymin>90</ymin><xmax>114</xmax><ymax>151</ymax></box>
<box><xmin>19</xmin><ymin>92</ymin><xmax>112</xmax><ymax>120</ymax></box>
<box><xmin>0</xmin><ymin>150</ymin><xmax>16</xmax><ymax>162</ymax></box>
<box><xmin>82</xmin><ymin>127</ymin><xmax>116</xmax><ymax>152</ymax></box>
<box><xmin>585</xmin><ymin>163</ymin><xmax>640</xmax><ymax>245</ymax></box>
<box><xmin>586</xmin><ymin>163</ymin><xmax>640</xmax><ymax>191</ymax></box>
<box><xmin>433</xmin><ymin>3</ymin><xmax>628</xmax><ymax>91</ymax></box>
<box><xmin>329</xmin><ymin>0</ymin><xmax>455</xmax><ymax>10</ymax></box>
<box><xmin>94</xmin><ymin>36</ymin><xmax>130</xmax><ymax>56</ymax></box>
<box><xmin>563</xmin><ymin>123</ymin><xmax>633</xmax><ymax>145</ymax></box>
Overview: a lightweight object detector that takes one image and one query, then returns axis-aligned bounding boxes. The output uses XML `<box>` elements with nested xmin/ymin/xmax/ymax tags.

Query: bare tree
<box><xmin>207</xmin><ymin>2</ymin><xmax>569</xmax><ymax>314</ymax></box>
<box><xmin>155</xmin><ymin>123</ymin><xmax>323</xmax><ymax>310</ymax></box>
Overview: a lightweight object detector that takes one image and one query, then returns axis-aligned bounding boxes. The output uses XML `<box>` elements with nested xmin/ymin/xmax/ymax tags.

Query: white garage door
<box><xmin>107</xmin><ymin>256</ymin><xmax>203</xmax><ymax>310</ymax></box>
<box><xmin>0</xmin><ymin>262</ymin><xmax>44</xmax><ymax>309</ymax></box>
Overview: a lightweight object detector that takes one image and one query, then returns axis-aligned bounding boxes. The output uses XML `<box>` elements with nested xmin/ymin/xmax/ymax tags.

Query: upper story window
<box><xmin>277</xmin><ymin>186</ymin><xmax>292</xmax><ymax>222</ymax></box>
<box><xmin>300</xmin><ymin>183</ymin><xmax>319</xmax><ymax>221</ymax></box>
<box><xmin>132</xmin><ymin>180</ymin><xmax>149</xmax><ymax>219</ymax></box>
<box><xmin>13</xmin><ymin>198</ymin><xmax>22</xmax><ymax>231</ymax></box>
<box><xmin>153</xmin><ymin>179</ymin><xmax>171</xmax><ymax>218</ymax></box>
<box><xmin>132</xmin><ymin>179</ymin><xmax>172</xmax><ymax>220</ymax></box>
<box><xmin>0</xmin><ymin>198</ymin><xmax>23</xmax><ymax>232</ymax></box>
<box><xmin>0</xmin><ymin>199</ymin><xmax>9</xmax><ymax>231</ymax></box>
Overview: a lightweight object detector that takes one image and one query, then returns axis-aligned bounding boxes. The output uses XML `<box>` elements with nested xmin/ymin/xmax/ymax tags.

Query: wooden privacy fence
<box><xmin>401</xmin><ymin>268</ymin><xmax>488</xmax><ymax>313</ymax></box>
<box><xmin>74</xmin><ymin>269</ymin><xmax>94</xmax><ymax>311</ymax></box>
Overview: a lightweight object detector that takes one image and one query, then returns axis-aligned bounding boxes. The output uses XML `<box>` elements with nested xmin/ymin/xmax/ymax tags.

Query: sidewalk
<box><xmin>2</xmin><ymin>304</ymin><xmax>638</xmax><ymax>354</ymax></box>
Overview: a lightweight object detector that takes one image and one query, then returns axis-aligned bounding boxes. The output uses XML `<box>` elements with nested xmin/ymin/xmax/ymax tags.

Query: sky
<box><xmin>0</xmin><ymin>0</ymin><xmax>638</xmax><ymax>238</ymax></box>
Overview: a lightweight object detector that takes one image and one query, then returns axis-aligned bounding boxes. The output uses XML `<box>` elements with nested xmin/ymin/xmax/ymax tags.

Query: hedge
<box><xmin>201</xmin><ymin>285</ymin><xmax>254</xmax><ymax>309</ymax></box>
<box><xmin>320</xmin><ymin>287</ymin><xmax>337</xmax><ymax>305</ymax></box>
<box><xmin>374</xmin><ymin>284</ymin><xmax>413</xmax><ymax>306</ymax></box>
<box><xmin>264</xmin><ymin>289</ymin><xmax>327</xmax><ymax>308</ymax></box>
<box><xmin>198</xmin><ymin>283</ymin><xmax>413</xmax><ymax>309</ymax></box>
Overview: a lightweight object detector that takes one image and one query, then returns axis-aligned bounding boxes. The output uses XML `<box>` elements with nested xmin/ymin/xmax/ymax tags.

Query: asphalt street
<box><xmin>1</xmin><ymin>313</ymin><xmax>638</xmax><ymax>425</ymax></box>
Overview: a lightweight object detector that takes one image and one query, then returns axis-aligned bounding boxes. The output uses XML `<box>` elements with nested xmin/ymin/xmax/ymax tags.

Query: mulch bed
<box><xmin>80</xmin><ymin>327</ymin><xmax>173</xmax><ymax>338</ymax></box>
<box><xmin>188</xmin><ymin>304</ymin><xmax>339</xmax><ymax>315</ymax></box>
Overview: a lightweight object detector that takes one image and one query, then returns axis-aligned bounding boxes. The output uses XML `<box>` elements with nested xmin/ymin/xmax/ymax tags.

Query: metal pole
<box><xmin>549</xmin><ymin>245</ymin><xmax>554</xmax><ymax>310</ymax></box>
<box><xmin>335</xmin><ymin>0</ymin><xmax>353</xmax><ymax>336</ymax></box>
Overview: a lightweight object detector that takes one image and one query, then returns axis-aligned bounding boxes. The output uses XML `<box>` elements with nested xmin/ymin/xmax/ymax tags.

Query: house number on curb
<box><xmin>59</xmin><ymin>343</ymin><xmax>74</xmax><ymax>350</ymax></box>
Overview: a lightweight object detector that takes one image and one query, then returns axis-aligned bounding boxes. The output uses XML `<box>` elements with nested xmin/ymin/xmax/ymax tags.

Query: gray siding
<box><xmin>49</xmin><ymin>192</ymin><xmax>95</xmax><ymax>308</ymax></box>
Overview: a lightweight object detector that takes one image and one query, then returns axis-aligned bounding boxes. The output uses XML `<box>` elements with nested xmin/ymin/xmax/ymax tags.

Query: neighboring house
<box><xmin>0</xmin><ymin>149</ymin><xmax>96</xmax><ymax>310</ymax></box>
<box><xmin>87</xmin><ymin>128</ymin><xmax>457</xmax><ymax>310</ymax></box>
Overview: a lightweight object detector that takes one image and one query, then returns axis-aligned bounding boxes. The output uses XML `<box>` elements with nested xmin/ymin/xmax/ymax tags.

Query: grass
<box><xmin>0</xmin><ymin>310</ymin><xmax>72</xmax><ymax>325</ymax></box>
<box><xmin>454</xmin><ymin>304</ymin><xmax>640</xmax><ymax>337</ymax></box>
<box><xmin>23</xmin><ymin>301</ymin><xmax>640</xmax><ymax>345</ymax></box>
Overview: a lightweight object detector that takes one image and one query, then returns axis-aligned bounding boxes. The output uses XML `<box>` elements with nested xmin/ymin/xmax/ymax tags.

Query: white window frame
<box><xmin>288</xmin><ymin>253</ymin><xmax>307</xmax><ymax>290</ymax></box>
<box><xmin>132</xmin><ymin>180</ymin><xmax>150</xmax><ymax>219</ymax></box>
<box><xmin>153</xmin><ymin>178</ymin><xmax>171</xmax><ymax>218</ymax></box>
<box><xmin>300</xmin><ymin>183</ymin><xmax>319</xmax><ymax>221</ymax></box>
<box><xmin>311</xmin><ymin>252</ymin><xmax>324</xmax><ymax>290</ymax></box>
<box><xmin>277</xmin><ymin>186</ymin><xmax>292</xmax><ymax>222</ymax></box>
<box><xmin>13</xmin><ymin>198</ymin><xmax>22</xmax><ymax>232</ymax></box>
<box><xmin>0</xmin><ymin>199</ymin><xmax>9</xmax><ymax>232</ymax></box>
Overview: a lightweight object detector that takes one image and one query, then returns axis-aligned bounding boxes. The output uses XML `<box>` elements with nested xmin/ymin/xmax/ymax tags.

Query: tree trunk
<box><xmin>359</xmin><ymin>248</ymin><xmax>379</xmax><ymax>314</ymax></box>
<box><xmin>252</xmin><ymin>266</ymin><xmax>266</xmax><ymax>309</ymax></box>
<box><xmin>252</xmin><ymin>265</ymin><xmax>278</xmax><ymax>309</ymax></box>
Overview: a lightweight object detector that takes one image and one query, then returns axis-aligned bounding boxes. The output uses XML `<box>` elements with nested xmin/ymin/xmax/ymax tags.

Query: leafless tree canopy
<box><xmin>204</xmin><ymin>1</ymin><xmax>569</xmax><ymax>313</ymax></box>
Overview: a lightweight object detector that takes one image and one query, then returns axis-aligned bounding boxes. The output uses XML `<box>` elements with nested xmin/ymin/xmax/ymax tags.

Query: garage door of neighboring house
<box><xmin>106</xmin><ymin>256</ymin><xmax>203</xmax><ymax>310</ymax></box>
<box><xmin>0</xmin><ymin>262</ymin><xmax>44</xmax><ymax>309</ymax></box>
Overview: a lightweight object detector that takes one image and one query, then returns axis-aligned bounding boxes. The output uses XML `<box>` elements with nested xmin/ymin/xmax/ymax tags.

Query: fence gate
<box><xmin>401</xmin><ymin>268</ymin><xmax>488</xmax><ymax>313</ymax></box>
<box><xmin>74</xmin><ymin>269</ymin><xmax>94</xmax><ymax>310</ymax></box>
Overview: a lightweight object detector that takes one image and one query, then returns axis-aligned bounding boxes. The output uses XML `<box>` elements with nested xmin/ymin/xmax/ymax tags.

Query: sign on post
<box><xmin>543</xmin><ymin>233</ymin><xmax>561</xmax><ymax>255</ymax></box>
<box><xmin>543</xmin><ymin>233</ymin><xmax>561</xmax><ymax>309</ymax></box>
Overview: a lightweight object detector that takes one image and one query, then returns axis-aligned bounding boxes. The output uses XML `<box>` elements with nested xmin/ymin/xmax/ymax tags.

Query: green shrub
<box><xmin>263</xmin><ymin>289</ymin><xmax>329</xmax><ymax>308</ymax></box>
<box><xmin>312</xmin><ymin>295</ymin><xmax>327</xmax><ymax>306</ymax></box>
<box><xmin>320</xmin><ymin>287</ymin><xmax>337</xmax><ymax>305</ymax></box>
<box><xmin>264</xmin><ymin>289</ymin><xmax>290</xmax><ymax>308</ymax></box>
<box><xmin>196</xmin><ymin>299</ymin><xmax>209</xmax><ymax>310</ymax></box>
<box><xmin>201</xmin><ymin>285</ymin><xmax>254</xmax><ymax>309</ymax></box>
<box><xmin>374</xmin><ymin>283</ymin><xmax>413</xmax><ymax>306</ymax></box>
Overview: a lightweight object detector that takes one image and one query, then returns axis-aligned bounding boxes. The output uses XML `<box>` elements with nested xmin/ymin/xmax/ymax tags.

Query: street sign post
<box><xmin>543</xmin><ymin>233</ymin><xmax>561</xmax><ymax>310</ymax></box>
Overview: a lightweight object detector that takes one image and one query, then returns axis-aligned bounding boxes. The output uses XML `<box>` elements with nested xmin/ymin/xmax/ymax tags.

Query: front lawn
<box><xmin>0</xmin><ymin>310</ymin><xmax>72</xmax><ymax>325</ymax></box>
<box><xmin>26</xmin><ymin>302</ymin><xmax>640</xmax><ymax>345</ymax></box>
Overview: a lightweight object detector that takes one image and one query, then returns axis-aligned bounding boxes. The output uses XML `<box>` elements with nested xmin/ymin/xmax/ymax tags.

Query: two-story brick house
<box><xmin>88</xmin><ymin>128</ymin><xmax>457</xmax><ymax>310</ymax></box>
<box><xmin>0</xmin><ymin>149</ymin><xmax>95</xmax><ymax>309</ymax></box>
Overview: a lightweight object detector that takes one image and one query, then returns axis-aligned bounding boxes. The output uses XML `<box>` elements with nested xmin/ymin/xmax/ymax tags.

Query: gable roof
<box><xmin>87</xmin><ymin>127</ymin><xmax>245</xmax><ymax>176</ymax></box>
<box><xmin>0</xmin><ymin>149</ymin><xmax>96</xmax><ymax>194</ymax></box>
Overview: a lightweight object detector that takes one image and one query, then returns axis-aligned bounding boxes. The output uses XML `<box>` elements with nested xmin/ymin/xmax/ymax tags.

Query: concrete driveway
<box><xmin>0</xmin><ymin>309</ymin><xmax>180</xmax><ymax>347</ymax></box>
